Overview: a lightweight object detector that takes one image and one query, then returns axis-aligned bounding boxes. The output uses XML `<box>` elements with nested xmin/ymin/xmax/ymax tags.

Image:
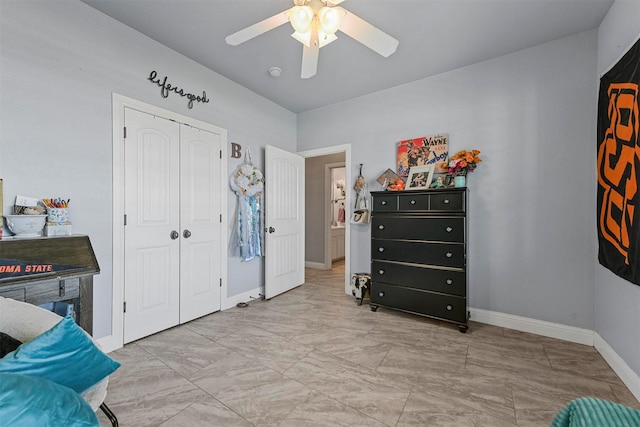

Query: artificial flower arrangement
<box><xmin>442</xmin><ymin>149</ymin><xmax>482</xmax><ymax>176</ymax></box>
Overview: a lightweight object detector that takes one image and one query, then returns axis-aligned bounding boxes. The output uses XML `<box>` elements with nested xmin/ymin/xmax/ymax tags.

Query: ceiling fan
<box><xmin>225</xmin><ymin>0</ymin><xmax>399</xmax><ymax>79</ymax></box>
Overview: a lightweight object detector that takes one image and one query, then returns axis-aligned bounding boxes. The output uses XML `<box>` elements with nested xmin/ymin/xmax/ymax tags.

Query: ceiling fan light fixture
<box><xmin>291</xmin><ymin>30</ymin><xmax>311</xmax><ymax>48</ymax></box>
<box><xmin>318</xmin><ymin>6</ymin><xmax>343</xmax><ymax>35</ymax></box>
<box><xmin>292</xmin><ymin>29</ymin><xmax>337</xmax><ymax>48</ymax></box>
<box><xmin>289</xmin><ymin>5</ymin><xmax>313</xmax><ymax>34</ymax></box>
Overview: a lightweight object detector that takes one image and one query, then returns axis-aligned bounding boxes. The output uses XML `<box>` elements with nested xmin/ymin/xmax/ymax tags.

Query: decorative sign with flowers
<box><xmin>442</xmin><ymin>149</ymin><xmax>482</xmax><ymax>176</ymax></box>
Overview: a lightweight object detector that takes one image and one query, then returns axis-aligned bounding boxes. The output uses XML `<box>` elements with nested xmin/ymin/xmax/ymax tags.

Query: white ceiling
<box><xmin>81</xmin><ymin>0</ymin><xmax>613</xmax><ymax>113</ymax></box>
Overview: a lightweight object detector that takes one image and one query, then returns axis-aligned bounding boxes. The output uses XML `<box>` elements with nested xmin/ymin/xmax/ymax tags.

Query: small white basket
<box><xmin>47</xmin><ymin>208</ymin><xmax>69</xmax><ymax>225</ymax></box>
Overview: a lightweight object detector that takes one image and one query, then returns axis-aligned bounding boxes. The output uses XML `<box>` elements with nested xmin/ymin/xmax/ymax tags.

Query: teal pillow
<box><xmin>0</xmin><ymin>316</ymin><xmax>120</xmax><ymax>393</ymax></box>
<box><xmin>0</xmin><ymin>373</ymin><xmax>99</xmax><ymax>426</ymax></box>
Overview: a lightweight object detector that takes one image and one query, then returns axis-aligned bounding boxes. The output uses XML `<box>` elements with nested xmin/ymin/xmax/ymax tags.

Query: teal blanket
<box><xmin>551</xmin><ymin>397</ymin><xmax>640</xmax><ymax>427</ymax></box>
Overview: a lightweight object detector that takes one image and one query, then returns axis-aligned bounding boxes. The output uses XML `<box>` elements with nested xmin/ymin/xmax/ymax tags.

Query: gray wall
<box><xmin>0</xmin><ymin>1</ymin><xmax>297</xmax><ymax>339</ymax></box>
<box><xmin>595</xmin><ymin>0</ymin><xmax>640</xmax><ymax>379</ymax></box>
<box><xmin>298</xmin><ymin>30</ymin><xmax>599</xmax><ymax>330</ymax></box>
<box><xmin>305</xmin><ymin>153</ymin><xmax>345</xmax><ymax>264</ymax></box>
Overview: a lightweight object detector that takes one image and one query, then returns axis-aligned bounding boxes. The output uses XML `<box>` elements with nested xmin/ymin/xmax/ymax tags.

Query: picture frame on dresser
<box><xmin>406</xmin><ymin>165</ymin><xmax>435</xmax><ymax>190</ymax></box>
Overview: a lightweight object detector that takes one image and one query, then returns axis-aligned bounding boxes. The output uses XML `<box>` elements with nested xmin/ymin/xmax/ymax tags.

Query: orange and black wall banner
<box><xmin>597</xmin><ymin>37</ymin><xmax>640</xmax><ymax>286</ymax></box>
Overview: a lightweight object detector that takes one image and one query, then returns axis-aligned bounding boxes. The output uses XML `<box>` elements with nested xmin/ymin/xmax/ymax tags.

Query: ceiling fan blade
<box><xmin>225</xmin><ymin>8</ymin><xmax>292</xmax><ymax>46</ymax></box>
<box><xmin>301</xmin><ymin>30</ymin><xmax>319</xmax><ymax>78</ymax></box>
<box><xmin>338</xmin><ymin>7</ymin><xmax>399</xmax><ymax>57</ymax></box>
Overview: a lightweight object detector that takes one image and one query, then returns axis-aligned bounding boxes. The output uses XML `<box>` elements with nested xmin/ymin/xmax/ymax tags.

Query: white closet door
<box><xmin>264</xmin><ymin>145</ymin><xmax>305</xmax><ymax>299</ymax></box>
<box><xmin>179</xmin><ymin>124</ymin><xmax>222</xmax><ymax>323</ymax></box>
<box><xmin>123</xmin><ymin>108</ymin><xmax>180</xmax><ymax>343</ymax></box>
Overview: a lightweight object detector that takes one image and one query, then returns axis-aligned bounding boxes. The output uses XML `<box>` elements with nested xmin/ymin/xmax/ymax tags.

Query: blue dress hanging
<box><xmin>230</xmin><ymin>156</ymin><xmax>264</xmax><ymax>262</ymax></box>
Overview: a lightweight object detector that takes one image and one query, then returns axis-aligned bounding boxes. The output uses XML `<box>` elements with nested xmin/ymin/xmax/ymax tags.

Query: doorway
<box><xmin>328</xmin><ymin>163</ymin><xmax>346</xmax><ymax>265</ymax></box>
<box><xmin>299</xmin><ymin>145</ymin><xmax>351</xmax><ymax>295</ymax></box>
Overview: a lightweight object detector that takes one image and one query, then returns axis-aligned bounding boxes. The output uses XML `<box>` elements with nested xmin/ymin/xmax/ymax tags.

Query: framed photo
<box><xmin>376</xmin><ymin>168</ymin><xmax>401</xmax><ymax>187</ymax></box>
<box><xmin>406</xmin><ymin>165</ymin><xmax>435</xmax><ymax>190</ymax></box>
<box><xmin>429</xmin><ymin>173</ymin><xmax>447</xmax><ymax>188</ymax></box>
<box><xmin>396</xmin><ymin>134</ymin><xmax>449</xmax><ymax>177</ymax></box>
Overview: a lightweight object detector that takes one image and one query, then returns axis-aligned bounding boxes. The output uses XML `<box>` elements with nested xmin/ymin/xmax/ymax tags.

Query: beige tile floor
<box><xmin>98</xmin><ymin>261</ymin><xmax>639</xmax><ymax>426</ymax></box>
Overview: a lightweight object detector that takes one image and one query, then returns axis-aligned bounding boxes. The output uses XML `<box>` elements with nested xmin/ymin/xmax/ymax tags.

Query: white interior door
<box><xmin>179</xmin><ymin>124</ymin><xmax>222</xmax><ymax>323</ymax></box>
<box><xmin>123</xmin><ymin>108</ymin><xmax>180</xmax><ymax>343</ymax></box>
<box><xmin>265</xmin><ymin>145</ymin><xmax>305</xmax><ymax>299</ymax></box>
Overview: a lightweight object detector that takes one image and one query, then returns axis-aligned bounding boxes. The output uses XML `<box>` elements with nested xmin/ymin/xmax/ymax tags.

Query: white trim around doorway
<box><xmin>298</xmin><ymin>144</ymin><xmax>352</xmax><ymax>296</ymax></box>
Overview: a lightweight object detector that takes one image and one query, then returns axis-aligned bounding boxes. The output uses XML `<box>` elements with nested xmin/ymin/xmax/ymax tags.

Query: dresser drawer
<box><xmin>0</xmin><ymin>287</ymin><xmax>26</xmax><ymax>301</ymax></box>
<box><xmin>430</xmin><ymin>192</ymin><xmax>464</xmax><ymax>211</ymax></box>
<box><xmin>372</xmin><ymin>261</ymin><xmax>465</xmax><ymax>296</ymax></box>
<box><xmin>398</xmin><ymin>193</ymin><xmax>429</xmax><ymax>210</ymax></box>
<box><xmin>370</xmin><ymin>282</ymin><xmax>467</xmax><ymax>323</ymax></box>
<box><xmin>372</xmin><ymin>216</ymin><xmax>464</xmax><ymax>242</ymax></box>
<box><xmin>372</xmin><ymin>239</ymin><xmax>465</xmax><ymax>268</ymax></box>
<box><xmin>372</xmin><ymin>194</ymin><xmax>397</xmax><ymax>211</ymax></box>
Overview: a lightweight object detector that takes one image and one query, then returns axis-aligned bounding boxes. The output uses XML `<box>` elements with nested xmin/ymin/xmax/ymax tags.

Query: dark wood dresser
<box><xmin>0</xmin><ymin>235</ymin><xmax>99</xmax><ymax>334</ymax></box>
<box><xmin>370</xmin><ymin>188</ymin><xmax>469</xmax><ymax>332</ymax></box>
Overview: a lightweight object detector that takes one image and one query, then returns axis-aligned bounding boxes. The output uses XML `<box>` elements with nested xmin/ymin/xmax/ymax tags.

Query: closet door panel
<box><xmin>179</xmin><ymin>124</ymin><xmax>222</xmax><ymax>323</ymax></box>
<box><xmin>123</xmin><ymin>108</ymin><xmax>180</xmax><ymax>344</ymax></box>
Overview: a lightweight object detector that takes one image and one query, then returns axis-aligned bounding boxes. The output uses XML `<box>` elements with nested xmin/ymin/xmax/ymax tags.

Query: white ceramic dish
<box><xmin>4</xmin><ymin>214</ymin><xmax>47</xmax><ymax>237</ymax></box>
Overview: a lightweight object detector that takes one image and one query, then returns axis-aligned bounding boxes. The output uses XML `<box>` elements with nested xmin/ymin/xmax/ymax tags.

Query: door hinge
<box><xmin>219</xmin><ymin>278</ymin><xmax>222</xmax><ymax>287</ymax></box>
<box><xmin>123</xmin><ymin>126</ymin><xmax>127</xmax><ymax>139</ymax></box>
<box><xmin>123</xmin><ymin>301</ymin><xmax>126</xmax><ymax>313</ymax></box>
<box><xmin>219</xmin><ymin>150</ymin><xmax>222</xmax><ymax>159</ymax></box>
<box><xmin>124</xmin><ymin>214</ymin><xmax>127</xmax><ymax>226</ymax></box>
<box><xmin>220</xmin><ymin>214</ymin><xmax>222</xmax><ymax>223</ymax></box>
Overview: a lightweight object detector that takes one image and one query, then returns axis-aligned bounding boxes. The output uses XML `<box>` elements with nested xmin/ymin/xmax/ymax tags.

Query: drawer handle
<box><xmin>410</xmin><ymin>200</ymin><xmax>416</xmax><ymax>205</ymax></box>
<box><xmin>381</xmin><ymin>201</ymin><xmax>387</xmax><ymax>206</ymax></box>
<box><xmin>444</xmin><ymin>199</ymin><xmax>450</xmax><ymax>204</ymax></box>
<box><xmin>378</xmin><ymin>247</ymin><xmax>385</xmax><ymax>252</ymax></box>
<box><xmin>378</xmin><ymin>225</ymin><xmax>385</xmax><ymax>230</ymax></box>
<box><xmin>378</xmin><ymin>292</ymin><xmax>385</xmax><ymax>298</ymax></box>
<box><xmin>379</xmin><ymin>269</ymin><xmax>385</xmax><ymax>275</ymax></box>
<box><xmin>446</xmin><ymin>252</ymin><xmax>453</xmax><ymax>258</ymax></box>
<box><xmin>445</xmin><ymin>226</ymin><xmax>452</xmax><ymax>232</ymax></box>
<box><xmin>446</xmin><ymin>304</ymin><xmax>453</xmax><ymax>311</ymax></box>
<box><xmin>446</xmin><ymin>279</ymin><xmax>453</xmax><ymax>285</ymax></box>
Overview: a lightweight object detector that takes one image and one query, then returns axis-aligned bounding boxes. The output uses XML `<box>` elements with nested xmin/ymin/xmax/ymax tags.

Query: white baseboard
<box><xmin>470</xmin><ymin>307</ymin><xmax>594</xmax><ymax>345</ymax></box>
<box><xmin>471</xmin><ymin>307</ymin><xmax>640</xmax><ymax>403</ymax></box>
<box><xmin>594</xmin><ymin>333</ymin><xmax>640</xmax><ymax>402</ymax></box>
<box><xmin>305</xmin><ymin>261</ymin><xmax>329</xmax><ymax>270</ymax></box>
<box><xmin>223</xmin><ymin>286</ymin><xmax>264</xmax><ymax>310</ymax></box>
<box><xmin>96</xmin><ymin>334</ymin><xmax>120</xmax><ymax>354</ymax></box>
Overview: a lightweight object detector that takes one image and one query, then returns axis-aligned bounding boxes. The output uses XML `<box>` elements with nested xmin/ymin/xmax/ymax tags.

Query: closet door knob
<box><xmin>183</xmin><ymin>229</ymin><xmax>191</xmax><ymax>239</ymax></box>
<box><xmin>267</xmin><ymin>226</ymin><xmax>276</xmax><ymax>234</ymax></box>
<box><xmin>170</xmin><ymin>230</ymin><xmax>179</xmax><ymax>240</ymax></box>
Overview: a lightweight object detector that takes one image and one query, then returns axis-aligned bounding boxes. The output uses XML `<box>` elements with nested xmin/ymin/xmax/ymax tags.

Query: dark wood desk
<box><xmin>0</xmin><ymin>235</ymin><xmax>99</xmax><ymax>334</ymax></box>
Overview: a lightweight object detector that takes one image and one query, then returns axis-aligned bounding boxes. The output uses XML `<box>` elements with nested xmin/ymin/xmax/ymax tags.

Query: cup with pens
<box><xmin>43</xmin><ymin>198</ymin><xmax>70</xmax><ymax>225</ymax></box>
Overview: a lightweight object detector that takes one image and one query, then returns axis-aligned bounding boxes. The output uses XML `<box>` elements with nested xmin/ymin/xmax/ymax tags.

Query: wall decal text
<box><xmin>148</xmin><ymin>70</ymin><xmax>210</xmax><ymax>109</ymax></box>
